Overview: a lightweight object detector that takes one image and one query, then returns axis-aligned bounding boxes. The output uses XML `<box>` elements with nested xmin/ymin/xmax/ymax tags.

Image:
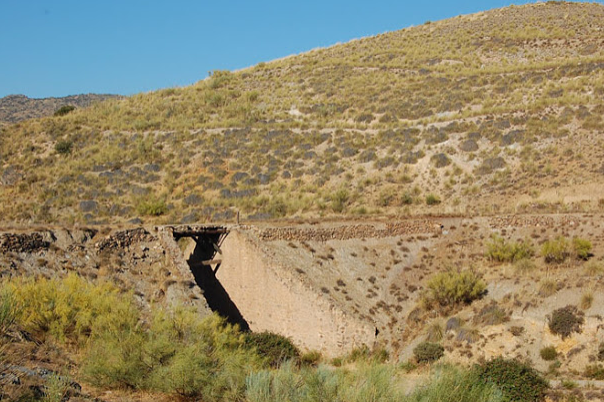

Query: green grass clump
<box><xmin>330</xmin><ymin>189</ymin><xmax>350</xmax><ymax>213</ymax></box>
<box><xmin>422</xmin><ymin>269</ymin><xmax>487</xmax><ymax>309</ymax></box>
<box><xmin>244</xmin><ymin>331</ymin><xmax>301</xmax><ymax>368</ymax></box>
<box><xmin>54</xmin><ymin>140</ymin><xmax>73</xmax><ymax>155</ymax></box>
<box><xmin>413</xmin><ymin>341</ymin><xmax>444</xmax><ymax>363</ymax></box>
<box><xmin>474</xmin><ymin>357</ymin><xmax>548</xmax><ymax>402</ymax></box>
<box><xmin>53</xmin><ymin>105</ymin><xmax>76</xmax><ymax>117</ymax></box>
<box><xmin>486</xmin><ymin>234</ymin><xmax>533</xmax><ymax>263</ymax></box>
<box><xmin>548</xmin><ymin>305</ymin><xmax>584</xmax><ymax>339</ymax></box>
<box><xmin>425</xmin><ymin>194</ymin><xmax>442</xmax><ymax>205</ymax></box>
<box><xmin>541</xmin><ymin>237</ymin><xmax>570</xmax><ymax>264</ymax></box>
<box><xmin>136</xmin><ymin>196</ymin><xmax>168</xmax><ymax>217</ymax></box>
<box><xmin>572</xmin><ymin>237</ymin><xmax>592</xmax><ymax>260</ymax></box>
<box><xmin>539</xmin><ymin>346</ymin><xmax>558</xmax><ymax>361</ymax></box>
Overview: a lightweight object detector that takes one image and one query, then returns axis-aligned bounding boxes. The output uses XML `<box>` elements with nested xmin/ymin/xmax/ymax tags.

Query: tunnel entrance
<box><xmin>174</xmin><ymin>227</ymin><xmax>250</xmax><ymax>331</ymax></box>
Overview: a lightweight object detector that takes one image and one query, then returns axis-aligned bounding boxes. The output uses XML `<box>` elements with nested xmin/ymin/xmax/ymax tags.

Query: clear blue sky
<box><xmin>0</xmin><ymin>0</ymin><xmax>599</xmax><ymax>98</ymax></box>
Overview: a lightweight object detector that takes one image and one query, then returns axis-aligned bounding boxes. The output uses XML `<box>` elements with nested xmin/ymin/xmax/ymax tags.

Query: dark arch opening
<box><xmin>184</xmin><ymin>233</ymin><xmax>250</xmax><ymax>331</ymax></box>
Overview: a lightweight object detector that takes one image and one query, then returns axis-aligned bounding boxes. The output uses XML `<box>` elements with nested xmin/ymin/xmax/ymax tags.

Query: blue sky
<box><xmin>0</xmin><ymin>0</ymin><xmax>599</xmax><ymax>98</ymax></box>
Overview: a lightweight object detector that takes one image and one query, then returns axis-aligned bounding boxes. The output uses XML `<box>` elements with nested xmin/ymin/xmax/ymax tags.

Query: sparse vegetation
<box><xmin>1</xmin><ymin>3</ymin><xmax>604</xmax><ymax>223</ymax></box>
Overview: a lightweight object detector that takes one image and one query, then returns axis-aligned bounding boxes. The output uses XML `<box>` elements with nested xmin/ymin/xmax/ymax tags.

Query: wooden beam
<box><xmin>189</xmin><ymin>259</ymin><xmax>222</xmax><ymax>268</ymax></box>
<box><xmin>174</xmin><ymin>228</ymin><xmax>228</xmax><ymax>236</ymax></box>
<box><xmin>212</xmin><ymin>242</ymin><xmax>223</xmax><ymax>255</ymax></box>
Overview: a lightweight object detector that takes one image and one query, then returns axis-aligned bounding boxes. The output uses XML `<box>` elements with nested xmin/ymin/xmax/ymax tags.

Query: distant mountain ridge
<box><xmin>0</xmin><ymin>93</ymin><xmax>122</xmax><ymax>124</ymax></box>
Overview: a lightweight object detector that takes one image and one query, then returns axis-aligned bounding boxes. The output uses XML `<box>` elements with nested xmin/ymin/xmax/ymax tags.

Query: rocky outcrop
<box><xmin>0</xmin><ymin>232</ymin><xmax>52</xmax><ymax>253</ymax></box>
<box><xmin>258</xmin><ymin>220</ymin><xmax>440</xmax><ymax>242</ymax></box>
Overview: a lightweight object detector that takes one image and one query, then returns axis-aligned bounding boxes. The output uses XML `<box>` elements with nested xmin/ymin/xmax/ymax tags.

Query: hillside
<box><xmin>0</xmin><ymin>93</ymin><xmax>122</xmax><ymax>124</ymax></box>
<box><xmin>1</xmin><ymin>1</ymin><xmax>604</xmax><ymax>225</ymax></box>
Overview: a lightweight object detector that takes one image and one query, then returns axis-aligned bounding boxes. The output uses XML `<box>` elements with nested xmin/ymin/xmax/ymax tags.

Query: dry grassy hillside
<box><xmin>1</xmin><ymin>1</ymin><xmax>604</xmax><ymax>225</ymax></box>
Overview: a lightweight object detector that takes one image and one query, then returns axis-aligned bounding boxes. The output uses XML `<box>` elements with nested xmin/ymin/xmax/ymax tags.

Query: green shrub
<box><xmin>474</xmin><ymin>357</ymin><xmax>548</xmax><ymax>402</ymax></box>
<box><xmin>331</xmin><ymin>189</ymin><xmax>349</xmax><ymax>213</ymax></box>
<box><xmin>541</xmin><ymin>237</ymin><xmax>570</xmax><ymax>264</ymax></box>
<box><xmin>136</xmin><ymin>196</ymin><xmax>168</xmax><ymax>216</ymax></box>
<box><xmin>548</xmin><ymin>305</ymin><xmax>584</xmax><ymax>339</ymax></box>
<box><xmin>53</xmin><ymin>105</ymin><xmax>76</xmax><ymax>116</ymax></box>
<box><xmin>84</xmin><ymin>310</ymin><xmax>261</xmax><ymax>399</ymax></box>
<box><xmin>539</xmin><ymin>346</ymin><xmax>558</xmax><ymax>361</ymax></box>
<box><xmin>244</xmin><ymin>331</ymin><xmax>300</xmax><ymax>368</ymax></box>
<box><xmin>572</xmin><ymin>237</ymin><xmax>592</xmax><ymax>260</ymax></box>
<box><xmin>54</xmin><ymin>140</ymin><xmax>73</xmax><ymax>155</ymax></box>
<box><xmin>426</xmin><ymin>193</ymin><xmax>441</xmax><ymax>205</ymax></box>
<box><xmin>5</xmin><ymin>274</ymin><xmax>138</xmax><ymax>343</ymax></box>
<box><xmin>300</xmin><ymin>350</ymin><xmax>322</xmax><ymax>367</ymax></box>
<box><xmin>413</xmin><ymin>341</ymin><xmax>444</xmax><ymax>363</ymax></box>
<box><xmin>486</xmin><ymin>235</ymin><xmax>533</xmax><ymax>262</ymax></box>
<box><xmin>422</xmin><ymin>269</ymin><xmax>487</xmax><ymax>308</ymax></box>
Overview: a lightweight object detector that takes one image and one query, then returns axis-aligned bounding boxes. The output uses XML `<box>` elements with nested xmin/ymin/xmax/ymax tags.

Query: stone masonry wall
<box><xmin>217</xmin><ymin>228</ymin><xmax>376</xmax><ymax>357</ymax></box>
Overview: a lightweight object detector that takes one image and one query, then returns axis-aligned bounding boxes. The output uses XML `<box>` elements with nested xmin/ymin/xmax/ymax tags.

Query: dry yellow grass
<box><xmin>1</xmin><ymin>2</ymin><xmax>604</xmax><ymax>224</ymax></box>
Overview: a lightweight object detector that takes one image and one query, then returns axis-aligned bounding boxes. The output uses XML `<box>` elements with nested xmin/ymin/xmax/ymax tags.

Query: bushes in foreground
<box><xmin>246</xmin><ymin>363</ymin><xmax>508</xmax><ymax>402</ymax></box>
<box><xmin>244</xmin><ymin>331</ymin><xmax>301</xmax><ymax>368</ymax></box>
<box><xmin>1</xmin><ymin>275</ymin><xmax>551</xmax><ymax>402</ymax></box>
<box><xmin>3</xmin><ymin>275</ymin><xmax>264</xmax><ymax>400</ymax></box>
<box><xmin>474</xmin><ymin>357</ymin><xmax>548</xmax><ymax>402</ymax></box>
